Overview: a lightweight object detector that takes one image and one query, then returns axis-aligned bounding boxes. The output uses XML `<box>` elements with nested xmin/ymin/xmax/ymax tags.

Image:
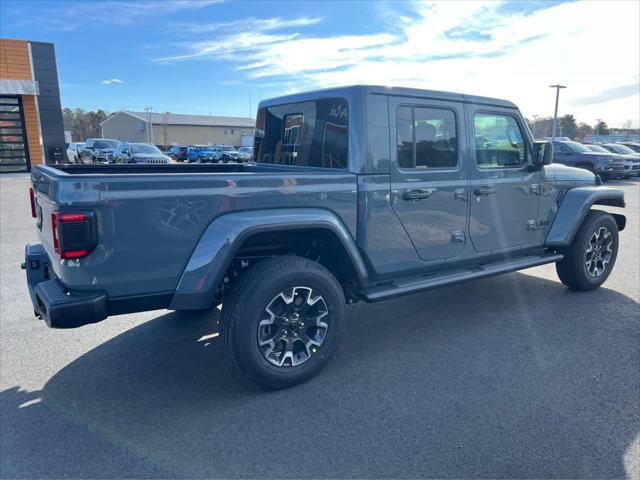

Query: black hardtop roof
<box><xmin>258</xmin><ymin>85</ymin><xmax>518</xmax><ymax>109</ymax></box>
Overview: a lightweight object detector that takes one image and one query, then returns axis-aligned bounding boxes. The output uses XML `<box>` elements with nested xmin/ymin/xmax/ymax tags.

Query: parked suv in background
<box><xmin>586</xmin><ymin>144</ymin><xmax>640</xmax><ymax>178</ymax></box>
<box><xmin>80</xmin><ymin>138</ymin><xmax>120</xmax><ymax>164</ymax></box>
<box><xmin>66</xmin><ymin>142</ymin><xmax>84</xmax><ymax>163</ymax></box>
<box><xmin>237</xmin><ymin>146</ymin><xmax>253</xmax><ymax>162</ymax></box>
<box><xmin>187</xmin><ymin>145</ymin><xmax>220</xmax><ymax>163</ymax></box>
<box><xmin>112</xmin><ymin>142</ymin><xmax>171</xmax><ymax>164</ymax></box>
<box><xmin>552</xmin><ymin>140</ymin><xmax>624</xmax><ymax>180</ymax></box>
<box><xmin>168</xmin><ymin>145</ymin><xmax>188</xmax><ymax>162</ymax></box>
<box><xmin>618</xmin><ymin>142</ymin><xmax>640</xmax><ymax>153</ymax></box>
<box><xmin>217</xmin><ymin>145</ymin><xmax>242</xmax><ymax>163</ymax></box>
<box><xmin>601</xmin><ymin>143</ymin><xmax>640</xmax><ymax>157</ymax></box>
<box><xmin>601</xmin><ymin>143</ymin><xmax>640</xmax><ymax>177</ymax></box>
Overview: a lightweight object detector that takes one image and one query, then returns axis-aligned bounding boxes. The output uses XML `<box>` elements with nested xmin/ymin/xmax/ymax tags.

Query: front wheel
<box><xmin>556</xmin><ymin>210</ymin><xmax>619</xmax><ymax>291</ymax></box>
<box><xmin>221</xmin><ymin>256</ymin><xmax>345</xmax><ymax>389</ymax></box>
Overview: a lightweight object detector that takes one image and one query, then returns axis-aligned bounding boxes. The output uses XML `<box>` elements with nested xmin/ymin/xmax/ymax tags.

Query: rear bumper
<box><xmin>35</xmin><ymin>279</ymin><xmax>108</xmax><ymax>329</ymax></box>
<box><xmin>23</xmin><ymin>243</ymin><xmax>107</xmax><ymax>328</ymax></box>
<box><xmin>24</xmin><ymin>243</ymin><xmax>172</xmax><ymax>328</ymax></box>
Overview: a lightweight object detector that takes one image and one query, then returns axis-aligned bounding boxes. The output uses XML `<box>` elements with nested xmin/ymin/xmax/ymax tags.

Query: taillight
<box><xmin>51</xmin><ymin>212</ymin><xmax>59</xmax><ymax>251</ymax></box>
<box><xmin>51</xmin><ymin>212</ymin><xmax>97</xmax><ymax>259</ymax></box>
<box><xmin>29</xmin><ymin>188</ymin><xmax>36</xmax><ymax>218</ymax></box>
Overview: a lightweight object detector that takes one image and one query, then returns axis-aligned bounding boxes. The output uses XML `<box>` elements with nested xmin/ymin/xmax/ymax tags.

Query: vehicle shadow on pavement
<box><xmin>1</xmin><ymin>272</ymin><xmax>639</xmax><ymax>479</ymax></box>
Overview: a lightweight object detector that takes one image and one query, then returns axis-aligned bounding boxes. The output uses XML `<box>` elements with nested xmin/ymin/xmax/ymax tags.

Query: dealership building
<box><xmin>101</xmin><ymin>111</ymin><xmax>255</xmax><ymax>147</ymax></box>
<box><xmin>0</xmin><ymin>38</ymin><xmax>65</xmax><ymax>172</ymax></box>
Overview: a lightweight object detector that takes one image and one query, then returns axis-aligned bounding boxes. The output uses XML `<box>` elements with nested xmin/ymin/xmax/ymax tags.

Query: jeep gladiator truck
<box><xmin>23</xmin><ymin>86</ymin><xmax>626</xmax><ymax>389</ymax></box>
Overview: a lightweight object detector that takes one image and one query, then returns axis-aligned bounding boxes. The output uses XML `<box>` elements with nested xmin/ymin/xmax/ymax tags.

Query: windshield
<box><xmin>221</xmin><ymin>146</ymin><xmax>234</xmax><ymax>151</ymax></box>
<box><xmin>131</xmin><ymin>144</ymin><xmax>161</xmax><ymax>155</ymax></box>
<box><xmin>95</xmin><ymin>140</ymin><xmax>118</xmax><ymax>149</ymax></box>
<box><xmin>238</xmin><ymin>147</ymin><xmax>252</xmax><ymax>152</ymax></box>
<box><xmin>608</xmin><ymin>144</ymin><xmax>635</xmax><ymax>154</ymax></box>
<box><xmin>586</xmin><ymin>145</ymin><xmax>608</xmax><ymax>153</ymax></box>
<box><xmin>566</xmin><ymin>142</ymin><xmax>590</xmax><ymax>153</ymax></box>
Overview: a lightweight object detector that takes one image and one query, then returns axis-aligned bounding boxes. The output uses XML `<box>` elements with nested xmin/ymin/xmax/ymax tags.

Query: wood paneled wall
<box><xmin>0</xmin><ymin>39</ymin><xmax>32</xmax><ymax>80</ymax></box>
<box><xmin>22</xmin><ymin>96</ymin><xmax>43</xmax><ymax>165</ymax></box>
<box><xmin>0</xmin><ymin>38</ymin><xmax>43</xmax><ymax>165</ymax></box>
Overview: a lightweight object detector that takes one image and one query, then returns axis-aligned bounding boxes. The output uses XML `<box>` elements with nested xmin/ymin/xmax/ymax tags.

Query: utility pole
<box><xmin>144</xmin><ymin>106</ymin><xmax>153</xmax><ymax>143</ymax></box>
<box><xmin>549</xmin><ymin>84</ymin><xmax>567</xmax><ymax>140</ymax></box>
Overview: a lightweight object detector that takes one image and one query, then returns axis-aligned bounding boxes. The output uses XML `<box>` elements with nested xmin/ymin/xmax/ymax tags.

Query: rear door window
<box><xmin>396</xmin><ymin>106</ymin><xmax>458</xmax><ymax>169</ymax></box>
<box><xmin>254</xmin><ymin>98</ymin><xmax>348</xmax><ymax>169</ymax></box>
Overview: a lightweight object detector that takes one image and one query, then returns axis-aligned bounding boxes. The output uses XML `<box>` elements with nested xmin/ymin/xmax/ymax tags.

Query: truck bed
<box><xmin>30</xmin><ymin>164</ymin><xmax>358</xmax><ymax>301</ymax></box>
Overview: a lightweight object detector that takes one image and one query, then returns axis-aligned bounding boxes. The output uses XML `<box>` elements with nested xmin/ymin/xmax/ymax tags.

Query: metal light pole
<box><xmin>144</xmin><ymin>106</ymin><xmax>153</xmax><ymax>144</ymax></box>
<box><xmin>549</xmin><ymin>84</ymin><xmax>567</xmax><ymax>140</ymax></box>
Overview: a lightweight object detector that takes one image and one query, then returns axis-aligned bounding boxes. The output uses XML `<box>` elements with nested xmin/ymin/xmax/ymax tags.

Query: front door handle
<box><xmin>403</xmin><ymin>188</ymin><xmax>437</xmax><ymax>201</ymax></box>
<box><xmin>474</xmin><ymin>186</ymin><xmax>496</xmax><ymax>197</ymax></box>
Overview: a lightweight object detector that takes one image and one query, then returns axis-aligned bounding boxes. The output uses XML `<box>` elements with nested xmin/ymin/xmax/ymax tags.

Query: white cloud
<box><xmin>102</xmin><ymin>78</ymin><xmax>125</xmax><ymax>85</ymax></box>
<box><xmin>155</xmin><ymin>1</ymin><xmax>640</xmax><ymax>126</ymax></box>
<box><xmin>177</xmin><ymin>16</ymin><xmax>322</xmax><ymax>34</ymax></box>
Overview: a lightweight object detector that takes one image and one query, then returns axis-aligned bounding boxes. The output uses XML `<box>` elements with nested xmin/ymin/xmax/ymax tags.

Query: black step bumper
<box><xmin>23</xmin><ymin>243</ymin><xmax>107</xmax><ymax>328</ymax></box>
<box><xmin>34</xmin><ymin>279</ymin><xmax>107</xmax><ymax>329</ymax></box>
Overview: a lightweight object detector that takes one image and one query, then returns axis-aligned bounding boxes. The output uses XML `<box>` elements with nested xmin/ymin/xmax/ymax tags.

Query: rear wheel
<box><xmin>221</xmin><ymin>256</ymin><xmax>345</xmax><ymax>389</ymax></box>
<box><xmin>556</xmin><ymin>210</ymin><xmax>619</xmax><ymax>291</ymax></box>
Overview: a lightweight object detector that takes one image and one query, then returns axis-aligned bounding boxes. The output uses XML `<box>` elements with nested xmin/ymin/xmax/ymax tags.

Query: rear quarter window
<box><xmin>254</xmin><ymin>98</ymin><xmax>348</xmax><ymax>169</ymax></box>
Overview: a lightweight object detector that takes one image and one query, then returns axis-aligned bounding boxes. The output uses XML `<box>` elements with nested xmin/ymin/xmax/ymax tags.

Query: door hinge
<box><xmin>526</xmin><ymin>220</ymin><xmax>538</xmax><ymax>231</ymax></box>
<box><xmin>451</xmin><ymin>229</ymin><xmax>466</xmax><ymax>243</ymax></box>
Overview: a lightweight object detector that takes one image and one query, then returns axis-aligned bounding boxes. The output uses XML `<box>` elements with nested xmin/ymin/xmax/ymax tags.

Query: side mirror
<box><xmin>533</xmin><ymin>141</ymin><xmax>553</xmax><ymax>167</ymax></box>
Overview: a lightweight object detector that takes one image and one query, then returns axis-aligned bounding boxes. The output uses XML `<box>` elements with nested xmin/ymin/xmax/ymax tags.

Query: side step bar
<box><xmin>357</xmin><ymin>253</ymin><xmax>563</xmax><ymax>302</ymax></box>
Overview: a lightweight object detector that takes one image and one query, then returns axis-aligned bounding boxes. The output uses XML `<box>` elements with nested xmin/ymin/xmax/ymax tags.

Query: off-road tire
<box><xmin>221</xmin><ymin>255</ymin><xmax>345</xmax><ymax>389</ymax></box>
<box><xmin>556</xmin><ymin>210</ymin><xmax>619</xmax><ymax>291</ymax></box>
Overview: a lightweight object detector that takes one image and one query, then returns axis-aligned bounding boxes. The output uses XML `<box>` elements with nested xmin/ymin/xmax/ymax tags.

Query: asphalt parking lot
<box><xmin>0</xmin><ymin>174</ymin><xmax>638</xmax><ymax>479</ymax></box>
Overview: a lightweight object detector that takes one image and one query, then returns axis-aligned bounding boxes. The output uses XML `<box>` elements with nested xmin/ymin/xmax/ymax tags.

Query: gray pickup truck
<box><xmin>24</xmin><ymin>86</ymin><xmax>626</xmax><ymax>389</ymax></box>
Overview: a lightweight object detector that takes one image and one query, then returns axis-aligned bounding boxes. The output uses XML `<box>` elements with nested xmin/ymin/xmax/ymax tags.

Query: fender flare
<box><xmin>545</xmin><ymin>186</ymin><xmax>625</xmax><ymax>246</ymax></box>
<box><xmin>169</xmin><ymin>208</ymin><xmax>368</xmax><ymax>310</ymax></box>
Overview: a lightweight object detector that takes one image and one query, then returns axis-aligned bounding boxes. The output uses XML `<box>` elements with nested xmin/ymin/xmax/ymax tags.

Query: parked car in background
<box><xmin>602</xmin><ymin>143</ymin><xmax>640</xmax><ymax>177</ymax></box>
<box><xmin>552</xmin><ymin>140</ymin><xmax>624</xmax><ymax>180</ymax></box>
<box><xmin>112</xmin><ymin>142</ymin><xmax>171</xmax><ymax>164</ymax></box>
<box><xmin>618</xmin><ymin>142</ymin><xmax>640</xmax><ymax>153</ymax></box>
<box><xmin>80</xmin><ymin>138</ymin><xmax>119</xmax><ymax>164</ymax></box>
<box><xmin>586</xmin><ymin>144</ymin><xmax>640</xmax><ymax>178</ymax></box>
<box><xmin>66</xmin><ymin>142</ymin><xmax>84</xmax><ymax>163</ymax></box>
<box><xmin>600</xmin><ymin>143</ymin><xmax>640</xmax><ymax>158</ymax></box>
<box><xmin>237</xmin><ymin>146</ymin><xmax>253</xmax><ymax>162</ymax></box>
<box><xmin>217</xmin><ymin>145</ymin><xmax>242</xmax><ymax>163</ymax></box>
<box><xmin>187</xmin><ymin>145</ymin><xmax>220</xmax><ymax>163</ymax></box>
<box><xmin>168</xmin><ymin>145</ymin><xmax>188</xmax><ymax>162</ymax></box>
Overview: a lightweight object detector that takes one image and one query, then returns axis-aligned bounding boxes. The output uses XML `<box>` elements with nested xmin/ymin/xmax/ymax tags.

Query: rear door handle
<box><xmin>403</xmin><ymin>188</ymin><xmax>437</xmax><ymax>201</ymax></box>
<box><xmin>474</xmin><ymin>186</ymin><xmax>496</xmax><ymax>197</ymax></box>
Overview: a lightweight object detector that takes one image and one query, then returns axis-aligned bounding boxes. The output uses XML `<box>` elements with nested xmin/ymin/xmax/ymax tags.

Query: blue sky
<box><xmin>1</xmin><ymin>0</ymin><xmax>638</xmax><ymax>126</ymax></box>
